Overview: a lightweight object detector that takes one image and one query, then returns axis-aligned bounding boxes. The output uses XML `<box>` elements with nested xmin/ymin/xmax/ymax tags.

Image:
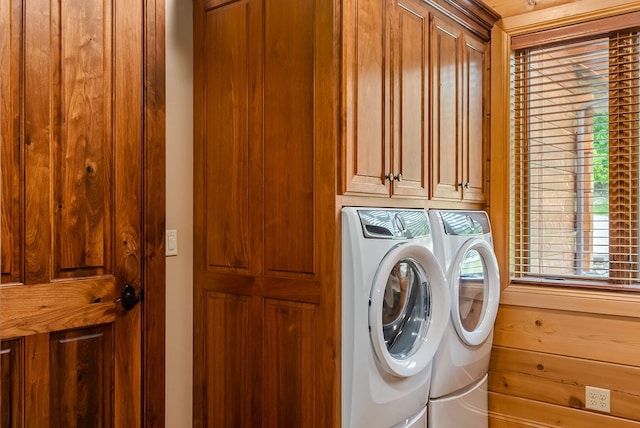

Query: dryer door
<box><xmin>369</xmin><ymin>243</ymin><xmax>450</xmax><ymax>378</ymax></box>
<box><xmin>449</xmin><ymin>238</ymin><xmax>500</xmax><ymax>346</ymax></box>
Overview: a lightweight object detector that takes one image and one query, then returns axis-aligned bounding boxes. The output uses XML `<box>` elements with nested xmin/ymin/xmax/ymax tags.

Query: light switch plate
<box><xmin>166</xmin><ymin>229</ymin><xmax>178</xmax><ymax>256</ymax></box>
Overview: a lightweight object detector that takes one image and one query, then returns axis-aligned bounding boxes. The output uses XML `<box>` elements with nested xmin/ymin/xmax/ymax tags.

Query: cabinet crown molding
<box><xmin>425</xmin><ymin>0</ymin><xmax>501</xmax><ymax>39</ymax></box>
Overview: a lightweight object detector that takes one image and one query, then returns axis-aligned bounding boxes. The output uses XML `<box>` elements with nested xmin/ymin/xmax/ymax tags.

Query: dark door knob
<box><xmin>114</xmin><ymin>284</ymin><xmax>141</xmax><ymax>311</ymax></box>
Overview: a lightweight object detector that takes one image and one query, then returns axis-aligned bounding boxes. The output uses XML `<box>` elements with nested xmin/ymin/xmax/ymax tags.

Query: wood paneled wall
<box><xmin>489</xmin><ymin>1</ymin><xmax>640</xmax><ymax>426</ymax></box>
<box><xmin>489</xmin><ymin>305</ymin><xmax>640</xmax><ymax>426</ymax></box>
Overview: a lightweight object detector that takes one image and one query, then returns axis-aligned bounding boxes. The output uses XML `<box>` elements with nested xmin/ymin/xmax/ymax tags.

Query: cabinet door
<box><xmin>462</xmin><ymin>34</ymin><xmax>488</xmax><ymax>203</ymax></box>
<box><xmin>342</xmin><ymin>0</ymin><xmax>391</xmax><ymax>196</ymax></box>
<box><xmin>390</xmin><ymin>0</ymin><xmax>430</xmax><ymax>199</ymax></box>
<box><xmin>430</xmin><ymin>15</ymin><xmax>463</xmax><ymax>200</ymax></box>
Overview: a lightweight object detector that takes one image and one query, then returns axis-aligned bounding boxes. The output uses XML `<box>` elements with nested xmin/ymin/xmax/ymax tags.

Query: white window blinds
<box><xmin>511</xmin><ymin>26</ymin><xmax>640</xmax><ymax>289</ymax></box>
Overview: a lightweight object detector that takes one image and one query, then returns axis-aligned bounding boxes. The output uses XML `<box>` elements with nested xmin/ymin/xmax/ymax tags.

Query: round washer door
<box><xmin>448</xmin><ymin>238</ymin><xmax>500</xmax><ymax>346</ymax></box>
<box><xmin>369</xmin><ymin>243</ymin><xmax>450</xmax><ymax>378</ymax></box>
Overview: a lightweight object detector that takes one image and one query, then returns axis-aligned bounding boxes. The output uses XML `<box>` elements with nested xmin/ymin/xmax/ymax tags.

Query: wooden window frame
<box><xmin>490</xmin><ymin>2</ymin><xmax>640</xmax><ymax>315</ymax></box>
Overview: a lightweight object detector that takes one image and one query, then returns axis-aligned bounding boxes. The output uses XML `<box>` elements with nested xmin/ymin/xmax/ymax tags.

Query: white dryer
<box><xmin>427</xmin><ymin>210</ymin><xmax>500</xmax><ymax>428</ymax></box>
<box><xmin>342</xmin><ymin>207</ymin><xmax>450</xmax><ymax>428</ymax></box>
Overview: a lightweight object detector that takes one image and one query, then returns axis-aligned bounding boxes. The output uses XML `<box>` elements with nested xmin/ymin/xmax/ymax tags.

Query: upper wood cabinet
<box><xmin>431</xmin><ymin>14</ymin><xmax>489</xmax><ymax>203</ymax></box>
<box><xmin>342</xmin><ymin>0</ymin><xmax>496</xmax><ymax>205</ymax></box>
<box><xmin>342</xmin><ymin>0</ymin><xmax>431</xmax><ymax>199</ymax></box>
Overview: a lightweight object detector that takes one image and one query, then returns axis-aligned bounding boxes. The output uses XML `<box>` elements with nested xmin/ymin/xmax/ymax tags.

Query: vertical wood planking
<box><xmin>0</xmin><ymin>0</ymin><xmax>23</xmax><ymax>284</ymax></box>
<box><xmin>49</xmin><ymin>326</ymin><xmax>114</xmax><ymax>427</ymax></box>
<box><xmin>263</xmin><ymin>0</ymin><xmax>315</xmax><ymax>276</ymax></box>
<box><xmin>203</xmin><ymin>1</ymin><xmax>250</xmax><ymax>272</ymax></box>
<box><xmin>54</xmin><ymin>0</ymin><xmax>111</xmax><ymax>276</ymax></box>
<box><xmin>24</xmin><ymin>0</ymin><xmax>52</xmax><ymax>284</ymax></box>
<box><xmin>262</xmin><ymin>299</ymin><xmax>316</xmax><ymax>427</ymax></box>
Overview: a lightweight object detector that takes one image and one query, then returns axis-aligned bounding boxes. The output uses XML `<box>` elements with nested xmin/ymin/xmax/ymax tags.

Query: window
<box><xmin>510</xmin><ymin>18</ymin><xmax>640</xmax><ymax>289</ymax></box>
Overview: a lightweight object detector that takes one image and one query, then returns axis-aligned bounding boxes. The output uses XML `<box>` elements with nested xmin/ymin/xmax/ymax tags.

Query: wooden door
<box><xmin>430</xmin><ymin>14</ymin><xmax>463</xmax><ymax>201</ymax></box>
<box><xmin>193</xmin><ymin>0</ymin><xmax>337</xmax><ymax>426</ymax></box>
<box><xmin>1</xmin><ymin>0</ymin><xmax>147</xmax><ymax>426</ymax></box>
<box><xmin>342</xmin><ymin>0</ymin><xmax>392</xmax><ymax>197</ymax></box>
<box><xmin>390</xmin><ymin>0</ymin><xmax>430</xmax><ymax>199</ymax></box>
<box><xmin>462</xmin><ymin>33</ymin><xmax>488</xmax><ymax>203</ymax></box>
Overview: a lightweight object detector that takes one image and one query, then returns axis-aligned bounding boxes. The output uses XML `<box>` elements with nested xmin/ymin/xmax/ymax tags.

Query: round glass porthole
<box><xmin>382</xmin><ymin>259</ymin><xmax>431</xmax><ymax>359</ymax></box>
<box><xmin>449</xmin><ymin>239</ymin><xmax>500</xmax><ymax>346</ymax></box>
<box><xmin>369</xmin><ymin>243</ymin><xmax>450</xmax><ymax>378</ymax></box>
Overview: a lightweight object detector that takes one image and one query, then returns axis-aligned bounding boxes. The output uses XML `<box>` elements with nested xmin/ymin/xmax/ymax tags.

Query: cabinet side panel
<box><xmin>203</xmin><ymin>3</ymin><xmax>250</xmax><ymax>271</ymax></box>
<box><xmin>263</xmin><ymin>0</ymin><xmax>315</xmax><ymax>275</ymax></box>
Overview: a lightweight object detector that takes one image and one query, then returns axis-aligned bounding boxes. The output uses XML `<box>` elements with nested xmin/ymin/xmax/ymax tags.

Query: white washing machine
<box><xmin>427</xmin><ymin>210</ymin><xmax>500</xmax><ymax>428</ymax></box>
<box><xmin>342</xmin><ymin>207</ymin><xmax>450</xmax><ymax>428</ymax></box>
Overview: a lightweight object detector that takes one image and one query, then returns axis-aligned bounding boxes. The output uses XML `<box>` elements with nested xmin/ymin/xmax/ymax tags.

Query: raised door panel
<box><xmin>200</xmin><ymin>1</ymin><xmax>252</xmax><ymax>273</ymax></box>
<box><xmin>462</xmin><ymin>34</ymin><xmax>487</xmax><ymax>203</ymax></box>
<box><xmin>0</xmin><ymin>0</ymin><xmax>21</xmax><ymax>284</ymax></box>
<box><xmin>1</xmin><ymin>339</ymin><xmax>22</xmax><ymax>428</ymax></box>
<box><xmin>203</xmin><ymin>292</ymin><xmax>256</xmax><ymax>428</ymax></box>
<box><xmin>342</xmin><ymin>0</ymin><xmax>390</xmax><ymax>197</ymax></box>
<box><xmin>263</xmin><ymin>0</ymin><xmax>315</xmax><ymax>276</ymax></box>
<box><xmin>49</xmin><ymin>327</ymin><xmax>114</xmax><ymax>427</ymax></box>
<box><xmin>391</xmin><ymin>0</ymin><xmax>430</xmax><ymax>199</ymax></box>
<box><xmin>262</xmin><ymin>299</ymin><xmax>317</xmax><ymax>427</ymax></box>
<box><xmin>430</xmin><ymin>15</ymin><xmax>462</xmax><ymax>201</ymax></box>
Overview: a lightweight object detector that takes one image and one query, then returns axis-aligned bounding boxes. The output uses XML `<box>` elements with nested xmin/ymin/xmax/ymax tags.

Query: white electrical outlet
<box><xmin>585</xmin><ymin>386</ymin><xmax>610</xmax><ymax>413</ymax></box>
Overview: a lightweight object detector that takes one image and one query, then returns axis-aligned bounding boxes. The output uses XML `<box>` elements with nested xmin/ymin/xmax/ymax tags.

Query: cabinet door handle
<box><xmin>459</xmin><ymin>181</ymin><xmax>470</xmax><ymax>189</ymax></box>
<box><xmin>385</xmin><ymin>173</ymin><xmax>395</xmax><ymax>182</ymax></box>
<box><xmin>394</xmin><ymin>173</ymin><xmax>402</xmax><ymax>182</ymax></box>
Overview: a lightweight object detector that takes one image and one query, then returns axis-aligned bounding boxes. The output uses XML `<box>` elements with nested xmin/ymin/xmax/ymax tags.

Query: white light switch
<box><xmin>166</xmin><ymin>229</ymin><xmax>178</xmax><ymax>256</ymax></box>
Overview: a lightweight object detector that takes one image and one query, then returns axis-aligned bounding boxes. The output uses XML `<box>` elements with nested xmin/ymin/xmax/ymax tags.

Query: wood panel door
<box><xmin>342</xmin><ymin>0</ymin><xmax>392</xmax><ymax>197</ymax></box>
<box><xmin>0</xmin><ymin>0</ymin><xmax>150</xmax><ymax>426</ymax></box>
<box><xmin>430</xmin><ymin>14</ymin><xmax>463</xmax><ymax>201</ymax></box>
<box><xmin>390</xmin><ymin>0</ymin><xmax>430</xmax><ymax>199</ymax></box>
<box><xmin>462</xmin><ymin>33</ymin><xmax>488</xmax><ymax>203</ymax></box>
<box><xmin>193</xmin><ymin>0</ymin><xmax>337</xmax><ymax>426</ymax></box>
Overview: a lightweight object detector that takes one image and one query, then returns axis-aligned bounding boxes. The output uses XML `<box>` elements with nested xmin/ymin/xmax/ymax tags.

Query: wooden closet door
<box><xmin>1</xmin><ymin>0</ymin><xmax>145</xmax><ymax>426</ymax></box>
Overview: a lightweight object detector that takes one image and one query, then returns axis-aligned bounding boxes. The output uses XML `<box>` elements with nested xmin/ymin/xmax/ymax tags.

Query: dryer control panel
<box><xmin>439</xmin><ymin>211</ymin><xmax>491</xmax><ymax>236</ymax></box>
<box><xmin>357</xmin><ymin>209</ymin><xmax>430</xmax><ymax>239</ymax></box>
